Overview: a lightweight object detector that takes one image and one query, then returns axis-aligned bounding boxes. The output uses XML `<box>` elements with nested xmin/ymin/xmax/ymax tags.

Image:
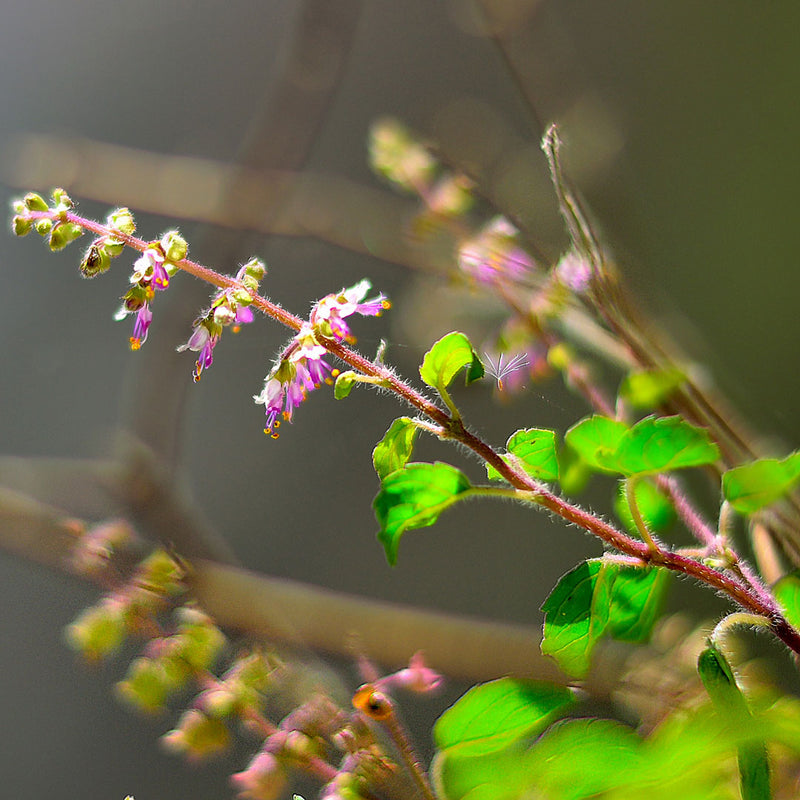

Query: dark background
<box><xmin>1</xmin><ymin>2</ymin><xmax>799</xmax><ymax>798</ymax></box>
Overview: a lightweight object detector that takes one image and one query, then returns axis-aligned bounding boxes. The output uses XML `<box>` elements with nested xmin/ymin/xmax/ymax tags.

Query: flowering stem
<box><xmin>28</xmin><ymin>206</ymin><xmax>800</xmax><ymax>658</ymax></box>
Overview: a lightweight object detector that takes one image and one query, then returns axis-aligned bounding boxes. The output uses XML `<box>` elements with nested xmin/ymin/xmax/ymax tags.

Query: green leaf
<box><xmin>434</xmin><ymin>718</ymin><xmax>643</xmax><ymax>800</ymax></box>
<box><xmin>523</xmin><ymin>718</ymin><xmax>642</xmax><ymax>800</ymax></box>
<box><xmin>541</xmin><ymin>560</ymin><xmax>669</xmax><ymax>678</ymax></box>
<box><xmin>434</xmin><ymin>678</ymin><xmax>575</xmax><ymax>757</ymax></box>
<box><xmin>372</xmin><ymin>417</ymin><xmax>419</xmax><ymax>481</ymax></box>
<box><xmin>564</xmin><ymin>415</ymin><xmax>629</xmax><ymax>473</ymax></box>
<box><xmin>373</xmin><ymin>462</ymin><xmax>472</xmax><ymax>565</ymax></box>
<box><xmin>773</xmin><ymin>569</ymin><xmax>800</xmax><ymax>630</ymax></box>
<box><xmin>333</xmin><ymin>370</ymin><xmax>357</xmax><ymax>399</ymax></box>
<box><xmin>614</xmin><ymin>478</ymin><xmax>676</xmax><ymax>535</ymax></box>
<box><xmin>420</xmin><ymin>331</ymin><xmax>484</xmax><ymax>392</ymax></box>
<box><xmin>486</xmin><ymin>428</ymin><xmax>559</xmax><ymax>483</ymax></box>
<box><xmin>698</xmin><ymin>644</ymin><xmax>771</xmax><ymax>800</ymax></box>
<box><xmin>432</xmin><ymin>744</ymin><xmax>536</xmax><ymax>800</ymax></box>
<box><xmin>619</xmin><ymin>367</ymin><xmax>685</xmax><ymax>410</ymax></box>
<box><xmin>613</xmin><ymin>415</ymin><xmax>720</xmax><ymax>476</ymax></box>
<box><xmin>556</xmin><ymin>444</ymin><xmax>592</xmax><ymax>495</ymax></box>
<box><xmin>722</xmin><ymin>452</ymin><xmax>800</xmax><ymax>514</ymax></box>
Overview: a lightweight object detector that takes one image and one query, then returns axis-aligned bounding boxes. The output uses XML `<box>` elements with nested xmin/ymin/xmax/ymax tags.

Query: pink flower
<box><xmin>375</xmin><ymin>651</ymin><xmax>443</xmax><ymax>693</ymax></box>
<box><xmin>231</xmin><ymin>751</ymin><xmax>287</xmax><ymax>800</ymax></box>
<box><xmin>254</xmin><ymin>281</ymin><xmax>388</xmax><ymax>437</ymax></box>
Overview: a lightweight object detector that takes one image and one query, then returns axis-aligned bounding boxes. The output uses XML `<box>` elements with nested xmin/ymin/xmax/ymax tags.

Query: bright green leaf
<box><xmin>619</xmin><ymin>367</ymin><xmax>686</xmax><ymax>410</ymax></box>
<box><xmin>419</xmin><ymin>331</ymin><xmax>484</xmax><ymax>392</ymax></box>
<box><xmin>556</xmin><ymin>444</ymin><xmax>592</xmax><ymax>494</ymax></box>
<box><xmin>372</xmin><ymin>417</ymin><xmax>419</xmax><ymax>481</ymax></box>
<box><xmin>486</xmin><ymin>428</ymin><xmax>559</xmax><ymax>483</ymax></box>
<box><xmin>434</xmin><ymin>718</ymin><xmax>642</xmax><ymax>800</ymax></box>
<box><xmin>373</xmin><ymin>462</ymin><xmax>472</xmax><ymax>565</ymax></box>
<box><xmin>523</xmin><ymin>718</ymin><xmax>642</xmax><ymax>800</ymax></box>
<box><xmin>775</xmin><ymin>569</ymin><xmax>800</xmax><ymax>631</ymax></box>
<box><xmin>432</xmin><ymin>744</ymin><xmax>535</xmax><ymax>800</ymax></box>
<box><xmin>564</xmin><ymin>415</ymin><xmax>629</xmax><ymax>474</ymax></box>
<box><xmin>698</xmin><ymin>644</ymin><xmax>771</xmax><ymax>800</ymax></box>
<box><xmin>541</xmin><ymin>560</ymin><xmax>669</xmax><ymax>678</ymax></box>
<box><xmin>434</xmin><ymin>678</ymin><xmax>575</xmax><ymax>757</ymax></box>
<box><xmin>614</xmin><ymin>478</ymin><xmax>676</xmax><ymax>536</ymax></box>
<box><xmin>722</xmin><ymin>452</ymin><xmax>800</xmax><ymax>514</ymax></box>
<box><xmin>333</xmin><ymin>371</ymin><xmax>357</xmax><ymax>399</ymax></box>
<box><xmin>614</xmin><ymin>416</ymin><xmax>720</xmax><ymax>476</ymax></box>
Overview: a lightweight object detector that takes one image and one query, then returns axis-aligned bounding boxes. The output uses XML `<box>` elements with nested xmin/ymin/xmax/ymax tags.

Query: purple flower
<box><xmin>129</xmin><ymin>304</ymin><xmax>153</xmax><ymax>350</ymax></box>
<box><xmin>458</xmin><ymin>217</ymin><xmax>533</xmax><ymax>286</ymax></box>
<box><xmin>555</xmin><ymin>250</ymin><xmax>593</xmax><ymax>293</ymax></box>
<box><xmin>254</xmin><ymin>280</ymin><xmax>388</xmax><ymax>436</ymax></box>
<box><xmin>311</xmin><ymin>279</ymin><xmax>389</xmax><ymax>343</ymax></box>
<box><xmin>177</xmin><ymin>322</ymin><xmax>219</xmax><ymax>382</ymax></box>
<box><xmin>132</xmin><ymin>248</ymin><xmax>170</xmax><ymax>290</ymax></box>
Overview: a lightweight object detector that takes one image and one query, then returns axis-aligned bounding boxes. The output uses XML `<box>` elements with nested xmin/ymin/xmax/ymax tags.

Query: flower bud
<box><xmin>24</xmin><ymin>192</ymin><xmax>49</xmax><ymax>212</ymax></box>
<box><xmin>242</xmin><ymin>257</ymin><xmax>266</xmax><ymax>281</ymax></box>
<box><xmin>11</xmin><ymin>216</ymin><xmax>32</xmax><ymax>236</ymax></box>
<box><xmin>51</xmin><ymin>188</ymin><xmax>74</xmax><ymax>209</ymax></box>
<box><xmin>80</xmin><ymin>243</ymin><xmax>111</xmax><ymax>277</ymax></box>
<box><xmin>103</xmin><ymin>239</ymin><xmax>125</xmax><ymax>258</ymax></box>
<box><xmin>34</xmin><ymin>218</ymin><xmax>53</xmax><ymax>236</ymax></box>
<box><xmin>117</xmin><ymin>656</ymin><xmax>180</xmax><ymax>712</ymax></box>
<box><xmin>162</xmin><ymin>709</ymin><xmax>230</xmax><ymax>759</ymax></box>
<box><xmin>48</xmin><ymin>222</ymin><xmax>83</xmax><ymax>251</ymax></box>
<box><xmin>65</xmin><ymin>599</ymin><xmax>128</xmax><ymax>660</ymax></box>
<box><xmin>107</xmin><ymin>207</ymin><xmax>136</xmax><ymax>236</ymax></box>
<box><xmin>231</xmin><ymin>752</ymin><xmax>287</xmax><ymax>800</ymax></box>
<box><xmin>160</xmin><ymin>229</ymin><xmax>188</xmax><ymax>262</ymax></box>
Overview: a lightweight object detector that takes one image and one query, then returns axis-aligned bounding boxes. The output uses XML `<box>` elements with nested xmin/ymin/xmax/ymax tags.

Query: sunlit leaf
<box><xmin>619</xmin><ymin>367</ymin><xmax>686</xmax><ymax>410</ymax></box>
<box><xmin>541</xmin><ymin>560</ymin><xmax>669</xmax><ymax>678</ymax></box>
<box><xmin>486</xmin><ymin>428</ymin><xmax>559</xmax><ymax>483</ymax></box>
<box><xmin>722</xmin><ymin>452</ymin><xmax>800</xmax><ymax>514</ymax></box>
<box><xmin>613</xmin><ymin>416</ymin><xmax>720</xmax><ymax>476</ymax></box>
<box><xmin>564</xmin><ymin>415</ymin><xmax>629</xmax><ymax>473</ymax></box>
<box><xmin>432</xmin><ymin>745</ymin><xmax>535</xmax><ymax>800</ymax></box>
<box><xmin>434</xmin><ymin>678</ymin><xmax>575</xmax><ymax>757</ymax></box>
<box><xmin>614</xmin><ymin>478</ymin><xmax>676</xmax><ymax>536</ymax></box>
<box><xmin>774</xmin><ymin>569</ymin><xmax>800</xmax><ymax>630</ymax></box>
<box><xmin>334</xmin><ymin>370</ymin><xmax>357</xmax><ymax>399</ymax></box>
<box><xmin>372</xmin><ymin>417</ymin><xmax>419</xmax><ymax>481</ymax></box>
<box><xmin>434</xmin><ymin>718</ymin><xmax>642</xmax><ymax>800</ymax></box>
<box><xmin>523</xmin><ymin>718</ymin><xmax>642</xmax><ymax>800</ymax></box>
<box><xmin>698</xmin><ymin>644</ymin><xmax>771</xmax><ymax>800</ymax></box>
<box><xmin>419</xmin><ymin>331</ymin><xmax>484</xmax><ymax>392</ymax></box>
<box><xmin>373</xmin><ymin>462</ymin><xmax>472</xmax><ymax>565</ymax></box>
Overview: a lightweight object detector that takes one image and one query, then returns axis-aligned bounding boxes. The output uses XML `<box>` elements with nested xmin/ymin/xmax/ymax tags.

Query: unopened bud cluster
<box><xmin>11</xmin><ymin>189</ymin><xmax>82</xmax><ymax>249</ymax></box>
<box><xmin>65</xmin><ymin>548</ymin><xmax>187</xmax><ymax>661</ymax></box>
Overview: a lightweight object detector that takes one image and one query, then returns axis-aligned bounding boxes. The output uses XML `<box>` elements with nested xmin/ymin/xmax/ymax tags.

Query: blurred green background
<box><xmin>1</xmin><ymin>2</ymin><xmax>799</xmax><ymax>797</ymax></box>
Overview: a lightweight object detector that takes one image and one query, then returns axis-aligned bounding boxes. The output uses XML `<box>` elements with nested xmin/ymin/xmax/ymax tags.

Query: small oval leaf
<box><xmin>614</xmin><ymin>416</ymin><xmax>720</xmax><ymax>476</ymax></box>
<box><xmin>722</xmin><ymin>451</ymin><xmax>800</xmax><ymax>514</ymax></box>
<box><xmin>420</xmin><ymin>331</ymin><xmax>484</xmax><ymax>392</ymax></box>
<box><xmin>372</xmin><ymin>417</ymin><xmax>419</xmax><ymax>481</ymax></box>
<box><xmin>564</xmin><ymin>416</ymin><xmax>629</xmax><ymax>474</ymax></box>
<box><xmin>486</xmin><ymin>428</ymin><xmax>559</xmax><ymax>483</ymax></box>
<box><xmin>619</xmin><ymin>367</ymin><xmax>686</xmax><ymax>410</ymax></box>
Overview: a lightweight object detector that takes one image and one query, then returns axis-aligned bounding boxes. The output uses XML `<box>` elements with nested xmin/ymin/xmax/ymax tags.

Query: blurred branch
<box><xmin>3</xmin><ymin>134</ymin><xmax>446</xmax><ymax>272</ymax></box>
<box><xmin>0</xmin><ymin>461</ymin><xmax>559</xmax><ymax>683</ymax></box>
